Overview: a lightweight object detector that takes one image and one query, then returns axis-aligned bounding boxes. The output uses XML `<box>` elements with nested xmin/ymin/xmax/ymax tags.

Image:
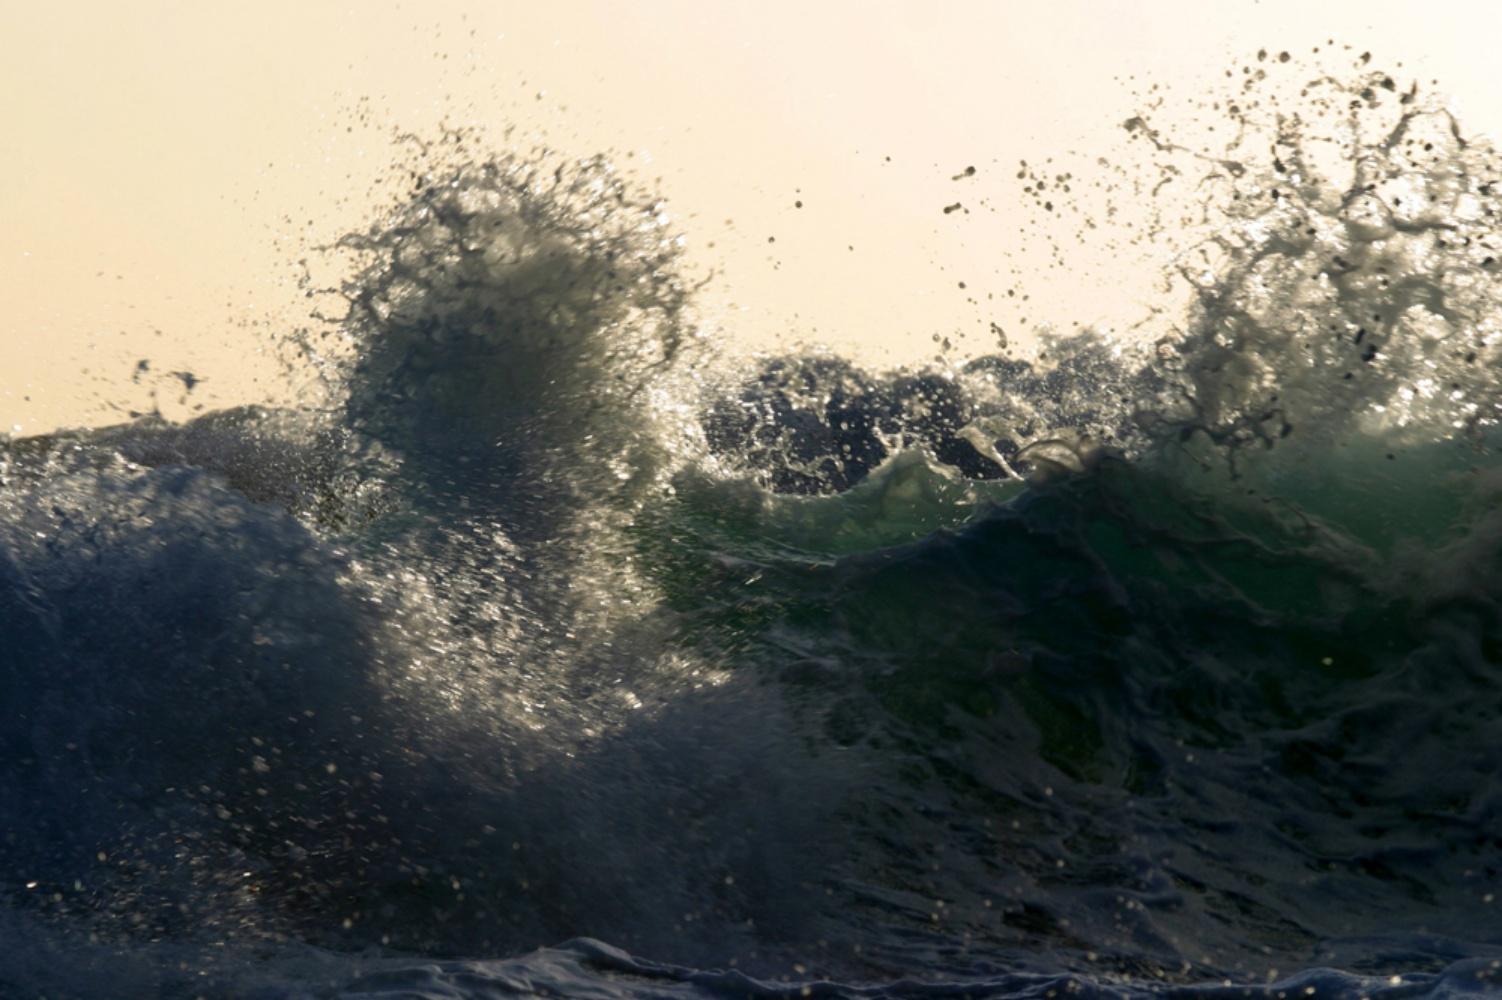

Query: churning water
<box><xmin>3</xmin><ymin>55</ymin><xmax>1501</xmax><ymax>998</ymax></box>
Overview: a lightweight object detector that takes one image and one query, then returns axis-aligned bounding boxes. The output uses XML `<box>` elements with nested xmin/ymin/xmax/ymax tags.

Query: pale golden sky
<box><xmin>4</xmin><ymin>1</ymin><xmax>1499</xmax><ymax>432</ymax></box>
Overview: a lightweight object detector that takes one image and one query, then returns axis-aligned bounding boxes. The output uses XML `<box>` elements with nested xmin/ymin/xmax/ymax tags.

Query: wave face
<box><xmin>4</xmin><ymin>64</ymin><xmax>1502</xmax><ymax>999</ymax></box>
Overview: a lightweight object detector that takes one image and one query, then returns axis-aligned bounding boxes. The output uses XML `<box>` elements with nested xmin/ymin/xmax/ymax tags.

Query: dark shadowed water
<box><xmin>2</xmin><ymin>59</ymin><xmax>1501</xmax><ymax>999</ymax></box>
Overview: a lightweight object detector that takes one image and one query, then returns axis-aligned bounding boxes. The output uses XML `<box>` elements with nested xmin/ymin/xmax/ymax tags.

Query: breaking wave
<box><xmin>2</xmin><ymin>55</ymin><xmax>1501</xmax><ymax>999</ymax></box>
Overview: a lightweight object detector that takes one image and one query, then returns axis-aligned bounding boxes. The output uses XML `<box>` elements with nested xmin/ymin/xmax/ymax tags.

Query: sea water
<box><xmin>2</xmin><ymin>58</ymin><xmax>1501</xmax><ymax>998</ymax></box>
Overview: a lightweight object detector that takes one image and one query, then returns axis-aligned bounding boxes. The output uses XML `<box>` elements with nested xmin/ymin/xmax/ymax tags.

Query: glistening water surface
<box><xmin>3</xmin><ymin>54</ymin><xmax>1501</xmax><ymax>999</ymax></box>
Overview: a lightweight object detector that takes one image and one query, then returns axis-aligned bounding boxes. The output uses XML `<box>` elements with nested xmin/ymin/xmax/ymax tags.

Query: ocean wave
<box><xmin>2</xmin><ymin>56</ymin><xmax>1501</xmax><ymax>998</ymax></box>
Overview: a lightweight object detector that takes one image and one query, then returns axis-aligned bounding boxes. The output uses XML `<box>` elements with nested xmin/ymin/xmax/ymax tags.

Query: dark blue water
<box><xmin>2</xmin><ymin>63</ymin><xmax>1501</xmax><ymax>998</ymax></box>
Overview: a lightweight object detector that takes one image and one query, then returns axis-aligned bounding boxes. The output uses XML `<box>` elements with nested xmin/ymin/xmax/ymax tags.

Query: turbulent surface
<box><xmin>3</xmin><ymin>62</ymin><xmax>1502</xmax><ymax>999</ymax></box>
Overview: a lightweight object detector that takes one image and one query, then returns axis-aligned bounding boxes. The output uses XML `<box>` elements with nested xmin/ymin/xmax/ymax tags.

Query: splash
<box><xmin>3</xmin><ymin>53</ymin><xmax>1502</xmax><ymax>999</ymax></box>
